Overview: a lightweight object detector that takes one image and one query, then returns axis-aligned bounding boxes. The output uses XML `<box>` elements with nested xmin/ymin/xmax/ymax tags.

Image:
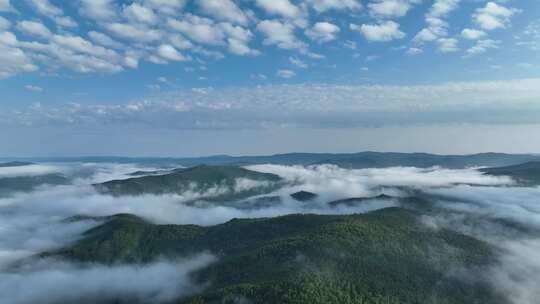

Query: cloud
<box><xmin>0</xmin><ymin>255</ymin><xmax>215</xmax><ymax>304</ymax></box>
<box><xmin>461</xmin><ymin>28</ymin><xmax>486</xmax><ymax>40</ymax></box>
<box><xmin>16</xmin><ymin>20</ymin><xmax>52</xmax><ymax>38</ymax></box>
<box><xmin>106</xmin><ymin>23</ymin><xmax>163</xmax><ymax>42</ymax></box>
<box><xmin>305</xmin><ymin>22</ymin><xmax>340</xmax><ymax>43</ymax></box>
<box><xmin>144</xmin><ymin>0</ymin><xmax>186</xmax><ymax>14</ymax></box>
<box><xmin>123</xmin><ymin>2</ymin><xmax>158</xmax><ymax>25</ymax></box>
<box><xmin>0</xmin><ymin>16</ymin><xmax>9</xmax><ymax>30</ymax></box>
<box><xmin>157</xmin><ymin>44</ymin><xmax>189</xmax><ymax>61</ymax></box>
<box><xmin>3</xmin><ymin>78</ymin><xmax>540</xmax><ymax>129</ymax></box>
<box><xmin>277</xmin><ymin>69</ymin><xmax>296</xmax><ymax>78</ymax></box>
<box><xmin>257</xmin><ymin>20</ymin><xmax>306</xmax><ymax>49</ymax></box>
<box><xmin>196</xmin><ymin>0</ymin><xmax>249</xmax><ymax>25</ymax></box>
<box><xmin>350</xmin><ymin>21</ymin><xmax>405</xmax><ymax>42</ymax></box>
<box><xmin>24</xmin><ymin>85</ymin><xmax>43</xmax><ymax>92</ymax></box>
<box><xmin>0</xmin><ymin>43</ymin><xmax>38</xmax><ymax>79</ymax></box>
<box><xmin>305</xmin><ymin>0</ymin><xmax>361</xmax><ymax>13</ymax></box>
<box><xmin>87</xmin><ymin>31</ymin><xmax>123</xmax><ymax>49</ymax></box>
<box><xmin>167</xmin><ymin>15</ymin><xmax>225</xmax><ymax>45</ymax></box>
<box><xmin>515</xmin><ymin>20</ymin><xmax>540</xmax><ymax>51</ymax></box>
<box><xmin>473</xmin><ymin>2</ymin><xmax>517</xmax><ymax>31</ymax></box>
<box><xmin>465</xmin><ymin>39</ymin><xmax>499</xmax><ymax>56</ymax></box>
<box><xmin>289</xmin><ymin>56</ymin><xmax>308</xmax><ymax>68</ymax></box>
<box><xmin>27</xmin><ymin>0</ymin><xmax>77</xmax><ymax>27</ymax></box>
<box><xmin>255</xmin><ymin>0</ymin><xmax>300</xmax><ymax>19</ymax></box>
<box><xmin>80</xmin><ymin>0</ymin><xmax>117</xmax><ymax>20</ymax></box>
<box><xmin>437</xmin><ymin>37</ymin><xmax>459</xmax><ymax>53</ymax></box>
<box><xmin>413</xmin><ymin>0</ymin><xmax>460</xmax><ymax>43</ymax></box>
<box><xmin>368</xmin><ymin>0</ymin><xmax>420</xmax><ymax>18</ymax></box>
<box><xmin>0</xmin><ymin>0</ymin><xmax>15</xmax><ymax>12</ymax></box>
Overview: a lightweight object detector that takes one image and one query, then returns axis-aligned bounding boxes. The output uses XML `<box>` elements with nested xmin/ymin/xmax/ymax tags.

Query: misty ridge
<box><xmin>0</xmin><ymin>153</ymin><xmax>539</xmax><ymax>304</ymax></box>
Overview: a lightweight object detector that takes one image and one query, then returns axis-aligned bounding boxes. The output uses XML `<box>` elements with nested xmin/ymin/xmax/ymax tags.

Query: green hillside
<box><xmin>94</xmin><ymin>165</ymin><xmax>283</xmax><ymax>201</ymax></box>
<box><xmin>48</xmin><ymin>207</ymin><xmax>501</xmax><ymax>304</ymax></box>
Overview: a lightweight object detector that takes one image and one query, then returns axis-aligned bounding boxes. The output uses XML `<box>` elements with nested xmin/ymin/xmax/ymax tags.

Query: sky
<box><xmin>0</xmin><ymin>0</ymin><xmax>539</xmax><ymax>157</ymax></box>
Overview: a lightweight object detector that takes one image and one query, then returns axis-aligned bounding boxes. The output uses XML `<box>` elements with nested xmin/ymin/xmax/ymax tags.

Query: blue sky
<box><xmin>0</xmin><ymin>0</ymin><xmax>539</xmax><ymax>156</ymax></box>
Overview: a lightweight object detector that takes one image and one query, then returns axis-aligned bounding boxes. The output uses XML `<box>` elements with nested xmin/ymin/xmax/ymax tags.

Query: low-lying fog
<box><xmin>0</xmin><ymin>162</ymin><xmax>538</xmax><ymax>304</ymax></box>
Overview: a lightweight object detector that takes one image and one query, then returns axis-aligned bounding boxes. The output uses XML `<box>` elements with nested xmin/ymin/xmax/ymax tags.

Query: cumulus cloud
<box><xmin>305</xmin><ymin>22</ymin><xmax>340</xmax><ymax>43</ymax></box>
<box><xmin>16</xmin><ymin>20</ymin><xmax>52</xmax><ymax>38</ymax></box>
<box><xmin>465</xmin><ymin>39</ymin><xmax>499</xmax><ymax>56</ymax></box>
<box><xmin>413</xmin><ymin>0</ymin><xmax>460</xmax><ymax>44</ymax></box>
<box><xmin>0</xmin><ymin>0</ymin><xmax>15</xmax><ymax>12</ymax></box>
<box><xmin>473</xmin><ymin>2</ymin><xmax>517</xmax><ymax>31</ymax></box>
<box><xmin>27</xmin><ymin>0</ymin><xmax>77</xmax><ymax>27</ymax></box>
<box><xmin>461</xmin><ymin>28</ymin><xmax>486</xmax><ymax>40</ymax></box>
<box><xmin>0</xmin><ymin>16</ymin><xmax>10</xmax><ymax>30</ymax></box>
<box><xmin>80</xmin><ymin>0</ymin><xmax>117</xmax><ymax>20</ymax></box>
<box><xmin>437</xmin><ymin>37</ymin><xmax>459</xmax><ymax>53</ymax></box>
<box><xmin>157</xmin><ymin>44</ymin><xmax>189</xmax><ymax>61</ymax></box>
<box><xmin>196</xmin><ymin>0</ymin><xmax>249</xmax><ymax>25</ymax></box>
<box><xmin>123</xmin><ymin>2</ymin><xmax>158</xmax><ymax>25</ymax></box>
<box><xmin>257</xmin><ymin>19</ymin><xmax>306</xmax><ymax>49</ymax></box>
<box><xmin>305</xmin><ymin>0</ymin><xmax>361</xmax><ymax>13</ymax></box>
<box><xmin>255</xmin><ymin>0</ymin><xmax>300</xmax><ymax>19</ymax></box>
<box><xmin>368</xmin><ymin>0</ymin><xmax>420</xmax><ymax>18</ymax></box>
<box><xmin>350</xmin><ymin>21</ymin><xmax>405</xmax><ymax>42</ymax></box>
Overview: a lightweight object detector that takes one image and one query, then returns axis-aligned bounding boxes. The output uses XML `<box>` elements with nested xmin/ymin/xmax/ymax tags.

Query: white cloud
<box><xmin>437</xmin><ymin>37</ymin><xmax>459</xmax><ymax>53</ymax></box>
<box><xmin>406</xmin><ymin>47</ymin><xmax>423</xmax><ymax>55</ymax></box>
<box><xmin>350</xmin><ymin>21</ymin><xmax>405</xmax><ymax>42</ymax></box>
<box><xmin>257</xmin><ymin>20</ymin><xmax>306</xmax><ymax>49</ymax></box>
<box><xmin>221</xmin><ymin>23</ymin><xmax>258</xmax><ymax>56</ymax></box>
<box><xmin>157</xmin><ymin>44</ymin><xmax>189</xmax><ymax>61</ymax></box>
<box><xmin>88</xmin><ymin>31</ymin><xmax>123</xmax><ymax>49</ymax></box>
<box><xmin>0</xmin><ymin>256</ymin><xmax>216</xmax><ymax>304</ymax></box>
<box><xmin>123</xmin><ymin>3</ymin><xmax>158</xmax><ymax>25</ymax></box>
<box><xmin>368</xmin><ymin>0</ymin><xmax>420</xmax><ymax>18</ymax></box>
<box><xmin>0</xmin><ymin>43</ymin><xmax>38</xmax><ymax>79</ymax></box>
<box><xmin>0</xmin><ymin>16</ymin><xmax>10</xmax><ymax>31</ymax></box>
<box><xmin>106</xmin><ymin>23</ymin><xmax>162</xmax><ymax>42</ymax></box>
<box><xmin>255</xmin><ymin>0</ymin><xmax>300</xmax><ymax>19</ymax></box>
<box><xmin>305</xmin><ymin>0</ymin><xmax>361</xmax><ymax>12</ymax></box>
<box><xmin>80</xmin><ymin>0</ymin><xmax>117</xmax><ymax>20</ymax></box>
<box><xmin>413</xmin><ymin>0</ymin><xmax>460</xmax><ymax>43</ymax></box>
<box><xmin>277</xmin><ymin>69</ymin><xmax>296</xmax><ymax>78</ymax></box>
<box><xmin>167</xmin><ymin>15</ymin><xmax>225</xmax><ymax>45</ymax></box>
<box><xmin>143</xmin><ymin>0</ymin><xmax>186</xmax><ymax>15</ymax></box>
<box><xmin>16</xmin><ymin>20</ymin><xmax>52</xmax><ymax>38</ymax></box>
<box><xmin>289</xmin><ymin>56</ymin><xmax>308</xmax><ymax>68</ymax></box>
<box><xmin>461</xmin><ymin>28</ymin><xmax>486</xmax><ymax>40</ymax></box>
<box><xmin>196</xmin><ymin>0</ymin><xmax>249</xmax><ymax>25</ymax></box>
<box><xmin>25</xmin><ymin>85</ymin><xmax>43</xmax><ymax>92</ymax></box>
<box><xmin>474</xmin><ymin>2</ymin><xmax>517</xmax><ymax>31</ymax></box>
<box><xmin>0</xmin><ymin>0</ymin><xmax>15</xmax><ymax>12</ymax></box>
<box><xmin>26</xmin><ymin>0</ymin><xmax>77</xmax><ymax>27</ymax></box>
<box><xmin>305</xmin><ymin>22</ymin><xmax>340</xmax><ymax>43</ymax></box>
<box><xmin>465</xmin><ymin>39</ymin><xmax>499</xmax><ymax>56</ymax></box>
<box><xmin>27</xmin><ymin>0</ymin><xmax>62</xmax><ymax>17</ymax></box>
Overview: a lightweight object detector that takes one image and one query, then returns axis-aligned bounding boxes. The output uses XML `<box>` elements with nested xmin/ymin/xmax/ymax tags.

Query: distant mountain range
<box><xmin>4</xmin><ymin>152</ymin><xmax>540</xmax><ymax>169</ymax></box>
